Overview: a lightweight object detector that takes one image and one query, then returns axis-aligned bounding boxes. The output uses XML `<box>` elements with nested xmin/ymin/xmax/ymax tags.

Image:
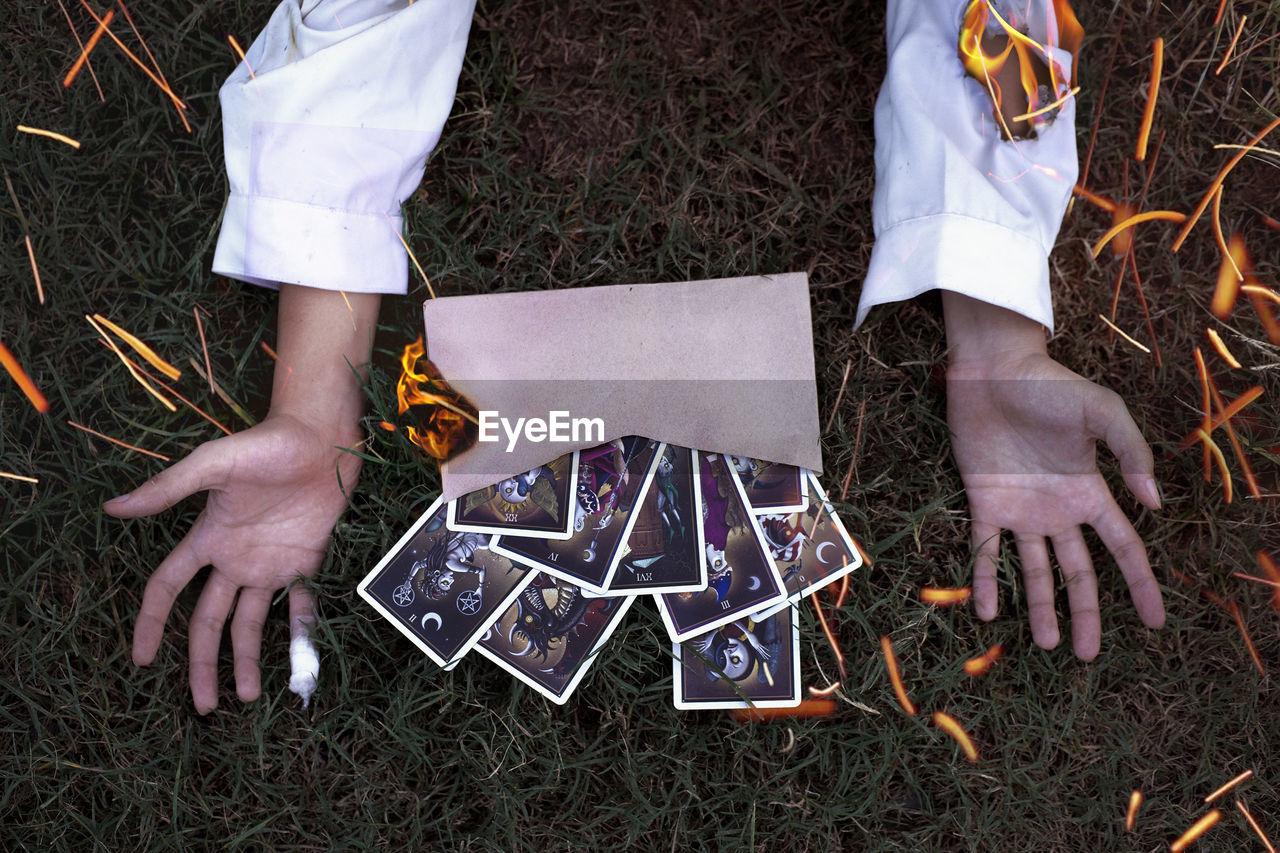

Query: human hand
<box><xmin>105</xmin><ymin>413</ymin><xmax>363</xmax><ymax>713</ymax></box>
<box><xmin>946</xmin><ymin>350</ymin><xmax>1165</xmax><ymax>659</ymax></box>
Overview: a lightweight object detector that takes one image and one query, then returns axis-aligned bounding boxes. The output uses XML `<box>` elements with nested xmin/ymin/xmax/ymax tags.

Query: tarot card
<box><xmin>358</xmin><ymin>496</ymin><xmax>535</xmax><ymax>668</ymax></box>
<box><xmin>601</xmin><ymin>445</ymin><xmax>706</xmax><ymax>595</ymax></box>
<box><xmin>476</xmin><ymin>573</ymin><xmax>636</xmax><ymax>704</ymax></box>
<box><xmin>753</xmin><ymin>470</ymin><xmax>864</xmax><ymax>618</ymax></box>
<box><xmin>673</xmin><ymin>603</ymin><xmax>800</xmax><ymax>709</ymax></box>
<box><xmin>655</xmin><ymin>453</ymin><xmax>787</xmax><ymax>642</ymax></box>
<box><xmin>490</xmin><ymin>438</ymin><xmax>663</xmax><ymax>594</ymax></box>
<box><xmin>726</xmin><ymin>456</ymin><xmax>807</xmax><ymax>514</ymax></box>
<box><xmin>446</xmin><ymin>451</ymin><xmax>579</xmax><ymax>540</ymax></box>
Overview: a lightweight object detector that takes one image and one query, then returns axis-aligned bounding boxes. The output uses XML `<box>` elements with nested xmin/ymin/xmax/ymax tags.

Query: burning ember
<box><xmin>396</xmin><ymin>335</ymin><xmax>479</xmax><ymax>461</ymax></box>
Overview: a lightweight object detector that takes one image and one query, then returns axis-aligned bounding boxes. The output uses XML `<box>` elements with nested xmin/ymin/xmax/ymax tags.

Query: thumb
<box><xmin>1085</xmin><ymin>387</ymin><xmax>1160</xmax><ymax>511</ymax></box>
<box><xmin>103</xmin><ymin>438</ymin><xmax>231</xmax><ymax>518</ymax></box>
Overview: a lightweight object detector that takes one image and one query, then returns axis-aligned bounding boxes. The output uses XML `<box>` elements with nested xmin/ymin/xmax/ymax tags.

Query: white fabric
<box><xmin>856</xmin><ymin>0</ymin><xmax>1079</xmax><ymax>335</ymax></box>
<box><xmin>212</xmin><ymin>0</ymin><xmax>476</xmax><ymax>295</ymax></box>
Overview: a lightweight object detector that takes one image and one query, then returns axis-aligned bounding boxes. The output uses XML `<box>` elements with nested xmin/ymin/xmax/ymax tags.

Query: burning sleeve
<box><xmin>855</xmin><ymin>0</ymin><xmax>1082</xmax><ymax>336</ymax></box>
<box><xmin>212</xmin><ymin>0</ymin><xmax>476</xmax><ymax>295</ymax></box>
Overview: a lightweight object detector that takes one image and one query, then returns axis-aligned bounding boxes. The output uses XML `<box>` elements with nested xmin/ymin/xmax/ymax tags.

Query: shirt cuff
<box><xmin>212</xmin><ymin>192</ymin><xmax>408</xmax><ymax>294</ymax></box>
<box><xmin>856</xmin><ymin>212</ymin><xmax>1053</xmax><ymax>335</ymax></box>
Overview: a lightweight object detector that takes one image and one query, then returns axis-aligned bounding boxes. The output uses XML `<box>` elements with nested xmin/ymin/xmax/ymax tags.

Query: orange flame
<box><xmin>1205</xmin><ymin>769</ymin><xmax>1253</xmax><ymax>803</ymax></box>
<box><xmin>1211</xmin><ymin>233</ymin><xmax>1247</xmax><ymax>318</ymax></box>
<box><xmin>1170</xmin><ymin>810</ymin><xmax>1222</xmax><ymax>852</ymax></box>
<box><xmin>1125</xmin><ymin>790</ymin><xmax>1143</xmax><ymax>831</ymax></box>
<box><xmin>880</xmin><ymin>635</ymin><xmax>917</xmax><ymax>715</ymax></box>
<box><xmin>962</xmin><ymin>643</ymin><xmax>1005</xmax><ymax>676</ymax></box>
<box><xmin>396</xmin><ymin>336</ymin><xmax>479</xmax><ymax>461</ymax></box>
<box><xmin>920</xmin><ymin>586</ymin><xmax>972</xmax><ymax>605</ymax></box>
<box><xmin>933</xmin><ymin>711</ymin><xmax>979</xmax><ymax>762</ymax></box>
<box><xmin>0</xmin><ymin>342</ymin><xmax>50</xmax><ymax>413</ymax></box>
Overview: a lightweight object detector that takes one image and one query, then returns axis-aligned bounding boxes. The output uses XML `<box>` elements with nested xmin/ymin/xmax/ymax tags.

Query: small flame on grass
<box><xmin>397</xmin><ymin>336</ymin><xmax>479</xmax><ymax>460</ymax></box>
<box><xmin>879</xmin><ymin>635</ymin><xmax>916</xmax><ymax>715</ymax></box>
<box><xmin>1098</xmin><ymin>314</ymin><xmax>1151</xmax><ymax>354</ymax></box>
<box><xmin>932</xmin><ymin>711</ymin><xmax>979</xmax><ymax>762</ymax></box>
<box><xmin>86</xmin><ymin>315</ymin><xmax>176</xmax><ymax>412</ymax></box>
<box><xmin>731</xmin><ymin>699</ymin><xmax>836</xmax><ymax>722</ymax></box>
<box><xmin>56</xmin><ymin>0</ymin><xmax>104</xmax><ymax>100</ymax></box>
<box><xmin>920</xmin><ymin>586</ymin><xmax>971</xmax><ymax>605</ymax></box>
<box><xmin>67</xmin><ymin>420</ymin><xmax>169</xmax><ymax>461</ymax></box>
<box><xmin>92</xmin><ymin>313</ymin><xmax>180</xmax><ymax>380</ymax></box>
<box><xmin>0</xmin><ymin>471</ymin><xmax>39</xmax><ymax>484</ymax></box>
<box><xmin>962</xmin><ymin>644</ymin><xmax>1004</xmax><ymax>676</ymax></box>
<box><xmin>1258</xmin><ymin>551</ymin><xmax>1280</xmax><ymax>610</ymax></box>
<box><xmin>378</xmin><ymin>421</ymin><xmax>397</xmax><ymax>432</ymax></box>
<box><xmin>1170</xmin><ymin>809</ymin><xmax>1222</xmax><ymax>852</ymax></box>
<box><xmin>1236</xmin><ymin>800</ymin><xmax>1277</xmax><ymax>853</ymax></box>
<box><xmin>1215</xmin><ymin>15</ymin><xmax>1247</xmax><ymax>74</ymax></box>
<box><xmin>62</xmin><ymin>8</ymin><xmax>113</xmax><ymax>88</ymax></box>
<box><xmin>1090</xmin><ymin>210</ymin><xmax>1187</xmax><ymax>258</ymax></box>
<box><xmin>1135</xmin><ymin>38</ymin><xmax>1162</xmax><ymax>161</ymax></box>
<box><xmin>1125</xmin><ymin>790</ymin><xmax>1143</xmax><ymax>831</ymax></box>
<box><xmin>1205</xmin><ymin>768</ymin><xmax>1253</xmax><ymax>803</ymax></box>
<box><xmin>16</xmin><ymin>126</ymin><xmax>82</xmax><ymax>150</ymax></box>
<box><xmin>0</xmin><ymin>342</ymin><xmax>49</xmax><ymax>413</ymax></box>
<box><xmin>1212</xmin><ymin>233</ymin><xmax>1247</xmax><ymax>318</ymax></box>
<box><xmin>1172</xmin><ymin>116</ymin><xmax>1280</xmax><ymax>252</ymax></box>
<box><xmin>23</xmin><ymin>235</ymin><xmax>44</xmax><ymax>305</ymax></box>
<box><xmin>1206</xmin><ymin>329</ymin><xmax>1241</xmax><ymax>368</ymax></box>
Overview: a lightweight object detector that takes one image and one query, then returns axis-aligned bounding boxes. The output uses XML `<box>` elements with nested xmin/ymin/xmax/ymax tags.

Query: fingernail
<box><xmin>1142</xmin><ymin>478</ymin><xmax>1161</xmax><ymax>508</ymax></box>
<box><xmin>106</xmin><ymin>493</ymin><xmax>132</xmax><ymax>505</ymax></box>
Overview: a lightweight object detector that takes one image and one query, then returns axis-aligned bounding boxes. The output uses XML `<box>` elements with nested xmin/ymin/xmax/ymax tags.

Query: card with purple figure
<box><xmin>753</xmin><ymin>470</ymin><xmax>864</xmax><ymax>618</ymax></box>
<box><xmin>655</xmin><ymin>453</ymin><xmax>787</xmax><ymax>642</ymax></box>
<box><xmin>446</xmin><ymin>452</ymin><xmax>579</xmax><ymax>540</ymax></box>
<box><xmin>601</xmin><ymin>444</ymin><xmax>706</xmax><ymax>595</ymax></box>
<box><xmin>727</xmin><ymin>456</ymin><xmax>807</xmax><ymax>514</ymax></box>
<box><xmin>673</xmin><ymin>603</ymin><xmax>800</xmax><ymax>709</ymax></box>
<box><xmin>490</xmin><ymin>437</ymin><xmax>662</xmax><ymax>594</ymax></box>
<box><xmin>358</xmin><ymin>496</ymin><xmax>535</xmax><ymax>668</ymax></box>
<box><xmin>476</xmin><ymin>573</ymin><xmax>636</xmax><ymax>704</ymax></box>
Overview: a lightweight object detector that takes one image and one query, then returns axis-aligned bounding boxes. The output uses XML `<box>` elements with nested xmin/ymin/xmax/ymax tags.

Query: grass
<box><xmin>1</xmin><ymin>0</ymin><xmax>1278</xmax><ymax>849</ymax></box>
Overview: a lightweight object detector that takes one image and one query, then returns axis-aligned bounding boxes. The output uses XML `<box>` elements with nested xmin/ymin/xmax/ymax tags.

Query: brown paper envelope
<box><xmin>425</xmin><ymin>273</ymin><xmax>821</xmax><ymax>502</ymax></box>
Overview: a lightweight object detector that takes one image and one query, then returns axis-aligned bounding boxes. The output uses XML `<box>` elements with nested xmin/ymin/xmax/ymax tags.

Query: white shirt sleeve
<box><xmin>856</xmin><ymin>0</ymin><xmax>1080</xmax><ymax>335</ymax></box>
<box><xmin>212</xmin><ymin>0</ymin><xmax>476</xmax><ymax>295</ymax></box>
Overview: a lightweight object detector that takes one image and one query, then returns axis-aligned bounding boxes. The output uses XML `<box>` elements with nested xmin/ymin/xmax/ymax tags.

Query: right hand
<box><xmin>105</xmin><ymin>412</ymin><xmax>363</xmax><ymax>713</ymax></box>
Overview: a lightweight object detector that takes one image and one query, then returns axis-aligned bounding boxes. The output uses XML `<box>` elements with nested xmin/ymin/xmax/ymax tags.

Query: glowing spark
<box><xmin>1097</xmin><ymin>315</ymin><xmax>1151</xmax><ymax>354</ymax></box>
<box><xmin>0</xmin><ymin>342</ymin><xmax>49</xmax><ymax>413</ymax></box>
<box><xmin>932</xmin><ymin>711</ymin><xmax>979</xmax><ymax>762</ymax></box>
<box><xmin>1171</xmin><ymin>810</ymin><xmax>1223</xmax><ymax>852</ymax></box>
<box><xmin>378</xmin><ymin>421</ymin><xmax>397</xmax><ymax>432</ymax></box>
<box><xmin>259</xmin><ymin>341</ymin><xmax>278</xmax><ymax>360</ymax></box>
<box><xmin>1175</xmin><ymin>385</ymin><xmax>1263</xmax><ymax>451</ymax></box>
<box><xmin>760</xmin><ymin>661</ymin><xmax>775</xmax><ymax>687</ymax></box>
<box><xmin>1195</xmin><ymin>346</ymin><xmax>1261</xmax><ymax>499</ymax></box>
<box><xmin>810</xmin><ymin>592</ymin><xmax>846</xmax><ymax>681</ymax></box>
<box><xmin>1211</xmin><ymin>189</ymin><xmax>1242</xmax><ymax>285</ymax></box>
<box><xmin>389</xmin><ymin>221</ymin><xmax>435</xmax><ymax>300</ymax></box>
<box><xmin>1072</xmin><ymin>184</ymin><xmax>1117</xmax><ymax>213</ymax></box>
<box><xmin>808</xmin><ymin>682</ymin><xmax>841</xmax><ymax>698</ymax></box>
<box><xmin>0</xmin><ymin>471</ymin><xmax>39</xmax><ymax>484</ymax></box>
<box><xmin>77</xmin><ymin>1</ymin><xmax>191</xmax><ymax>130</ymax></box>
<box><xmin>1194</xmin><ymin>347</ymin><xmax>1214</xmax><ymax>482</ymax></box>
<box><xmin>1206</xmin><ymin>769</ymin><xmax>1253</xmax><ymax>803</ymax></box>
<box><xmin>1197</xmin><ymin>428</ymin><xmax>1233</xmax><ymax>503</ymax></box>
<box><xmin>92</xmin><ymin>314</ymin><xmax>181</xmax><ymax>380</ymax></box>
<box><xmin>339</xmin><ymin>291</ymin><xmax>357</xmax><ymax>332</ymax></box>
<box><xmin>67</xmin><ymin>420</ymin><xmax>169</xmax><ymax>461</ymax></box>
<box><xmin>879</xmin><ymin>635</ymin><xmax>916</xmax><ymax>715</ymax></box>
<box><xmin>1135</xmin><ymin>38</ymin><xmax>1162</xmax><ymax>162</ymax></box>
<box><xmin>1125</xmin><ymin>790</ymin><xmax>1143</xmax><ymax>831</ymax></box>
<box><xmin>16</xmin><ymin>126</ymin><xmax>82</xmax><ymax>150</ymax></box>
<box><xmin>113</xmin><ymin>0</ymin><xmax>187</xmax><ymax>132</ymax></box>
<box><xmin>1213</xmin><ymin>0</ymin><xmax>1229</xmax><ymax>26</ymax></box>
<box><xmin>1212</xmin><ymin>143</ymin><xmax>1280</xmax><ymax>159</ymax></box>
<box><xmin>962</xmin><ymin>644</ymin><xmax>1004</xmax><ymax>676</ymax></box>
<box><xmin>1172</xmin><ymin>116</ymin><xmax>1280</xmax><ymax>252</ymax></box>
<box><xmin>1237</xmin><ymin>800</ymin><xmax>1278</xmax><ymax>853</ymax></box>
<box><xmin>1212</xmin><ymin>233</ymin><xmax>1246</xmax><ymax>318</ymax></box>
<box><xmin>1012</xmin><ymin>86</ymin><xmax>1079</xmax><ymax>122</ymax></box>
<box><xmin>1206</xmin><ymin>329</ymin><xmax>1241</xmax><ymax>368</ymax></box>
<box><xmin>86</xmin><ymin>315</ymin><xmax>176</xmax><ymax>412</ymax></box>
<box><xmin>23</xmin><ymin>235</ymin><xmax>44</xmax><ymax>305</ymax></box>
<box><xmin>834</xmin><ymin>565</ymin><xmax>851</xmax><ymax>611</ymax></box>
<box><xmin>731</xmin><ymin>699</ymin><xmax>836</xmax><ymax>722</ymax></box>
<box><xmin>1258</xmin><ymin>551</ymin><xmax>1280</xmax><ymax>610</ymax></box>
<box><xmin>193</xmin><ymin>306</ymin><xmax>213</xmax><ymax>394</ymax></box>
<box><xmin>62</xmin><ymin>8</ymin><xmax>113</xmax><ymax>88</ymax></box>
<box><xmin>1215</xmin><ymin>15</ymin><xmax>1247</xmax><ymax>74</ymax></box>
<box><xmin>1224</xmin><ymin>598</ymin><xmax>1265</xmax><ymax>675</ymax></box>
<box><xmin>1090</xmin><ymin>210</ymin><xmax>1187</xmax><ymax>258</ymax></box>
<box><xmin>920</xmin><ymin>586</ymin><xmax>971</xmax><ymax>605</ymax></box>
<box><xmin>56</xmin><ymin>0</ymin><xmax>104</xmax><ymax>100</ymax></box>
<box><xmin>226</xmin><ymin>34</ymin><xmax>255</xmax><ymax>77</ymax></box>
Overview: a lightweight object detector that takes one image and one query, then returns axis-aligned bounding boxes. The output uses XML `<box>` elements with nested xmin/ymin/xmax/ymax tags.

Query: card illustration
<box><xmin>655</xmin><ymin>453</ymin><xmax>787</xmax><ymax>642</ymax></box>
<box><xmin>476</xmin><ymin>573</ymin><xmax>635</xmax><ymax>704</ymax></box>
<box><xmin>727</xmin><ymin>456</ymin><xmax>807</xmax><ymax>514</ymax></box>
<box><xmin>673</xmin><ymin>604</ymin><xmax>801</xmax><ymax>709</ymax></box>
<box><xmin>446</xmin><ymin>452</ymin><xmax>580</xmax><ymax>539</ymax></box>
<box><xmin>491</xmin><ymin>438</ymin><xmax>662</xmax><ymax>593</ymax></box>
<box><xmin>359</xmin><ymin>497</ymin><xmax>534</xmax><ymax>667</ymax></box>
<box><xmin>604</xmin><ymin>445</ymin><xmax>706</xmax><ymax>595</ymax></box>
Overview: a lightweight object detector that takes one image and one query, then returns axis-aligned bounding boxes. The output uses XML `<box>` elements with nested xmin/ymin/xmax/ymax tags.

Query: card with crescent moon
<box><xmin>752</xmin><ymin>470</ymin><xmax>865</xmax><ymax>619</ymax></box>
<box><xmin>727</xmin><ymin>456</ymin><xmax>807</xmax><ymax>515</ymax></box>
<box><xmin>489</xmin><ymin>437</ymin><xmax>663</xmax><ymax>594</ymax></box>
<box><xmin>446</xmin><ymin>451</ymin><xmax>580</xmax><ymax>540</ymax></box>
<box><xmin>358</xmin><ymin>496</ymin><xmax>536</xmax><ymax>668</ymax></box>
<box><xmin>673</xmin><ymin>603</ymin><xmax>800</xmax><ymax>709</ymax></box>
<box><xmin>654</xmin><ymin>453</ymin><xmax>787</xmax><ymax>642</ymax></box>
<box><xmin>475</xmin><ymin>573</ymin><xmax>636</xmax><ymax>704</ymax></box>
<box><xmin>602</xmin><ymin>444</ymin><xmax>706</xmax><ymax>595</ymax></box>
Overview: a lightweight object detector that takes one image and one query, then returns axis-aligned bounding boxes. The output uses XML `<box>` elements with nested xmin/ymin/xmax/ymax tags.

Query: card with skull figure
<box><xmin>475</xmin><ymin>573</ymin><xmax>636</xmax><ymax>704</ymax></box>
<box><xmin>603</xmin><ymin>444</ymin><xmax>707</xmax><ymax>595</ymax></box>
<box><xmin>446</xmin><ymin>452</ymin><xmax>580</xmax><ymax>539</ymax></box>
<box><xmin>489</xmin><ymin>438</ymin><xmax>663</xmax><ymax>594</ymax></box>
<box><xmin>673</xmin><ymin>603</ymin><xmax>800</xmax><ymax>709</ymax></box>
<box><xmin>654</xmin><ymin>453</ymin><xmax>788</xmax><ymax>642</ymax></box>
<box><xmin>358</xmin><ymin>496</ymin><xmax>537</xmax><ymax>668</ymax></box>
<box><xmin>726</xmin><ymin>456</ymin><xmax>807</xmax><ymax>515</ymax></box>
<box><xmin>752</xmin><ymin>470</ymin><xmax>865</xmax><ymax>619</ymax></box>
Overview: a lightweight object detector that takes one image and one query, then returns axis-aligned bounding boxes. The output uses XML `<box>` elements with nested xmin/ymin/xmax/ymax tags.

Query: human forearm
<box><xmin>943</xmin><ymin>291</ymin><xmax>1048</xmax><ymax>373</ymax></box>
